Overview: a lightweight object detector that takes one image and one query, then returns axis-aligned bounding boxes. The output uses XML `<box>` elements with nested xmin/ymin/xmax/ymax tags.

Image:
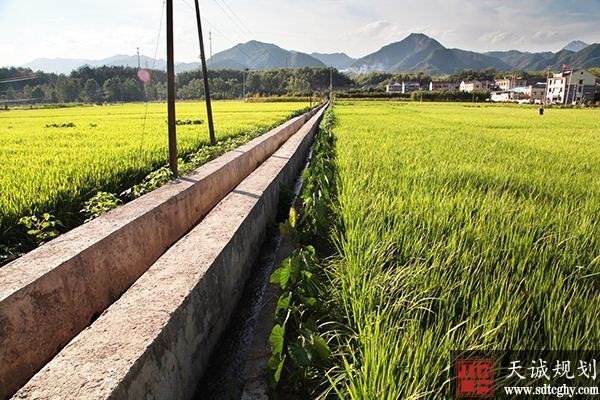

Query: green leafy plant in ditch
<box><xmin>268</xmin><ymin>214</ymin><xmax>331</xmax><ymax>395</ymax></box>
<box><xmin>268</xmin><ymin>106</ymin><xmax>338</xmax><ymax>397</ymax></box>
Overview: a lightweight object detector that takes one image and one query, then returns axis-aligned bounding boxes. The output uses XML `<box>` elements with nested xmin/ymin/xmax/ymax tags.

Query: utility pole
<box><xmin>544</xmin><ymin>66</ymin><xmax>550</xmax><ymax>105</ymax></box>
<box><xmin>329</xmin><ymin>67</ymin><xmax>333</xmax><ymax>99</ymax></box>
<box><xmin>194</xmin><ymin>0</ymin><xmax>216</xmax><ymax>145</ymax></box>
<box><xmin>209</xmin><ymin>31</ymin><xmax>213</xmax><ymax>67</ymax></box>
<box><xmin>137</xmin><ymin>47</ymin><xmax>141</xmax><ymax>70</ymax></box>
<box><xmin>242</xmin><ymin>67</ymin><xmax>248</xmax><ymax>99</ymax></box>
<box><xmin>166</xmin><ymin>0</ymin><xmax>178</xmax><ymax>177</ymax></box>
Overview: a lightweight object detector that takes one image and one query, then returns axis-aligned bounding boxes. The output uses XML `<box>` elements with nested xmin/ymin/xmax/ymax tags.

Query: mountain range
<box><xmin>18</xmin><ymin>34</ymin><xmax>599</xmax><ymax>75</ymax></box>
<box><xmin>20</xmin><ymin>54</ymin><xmax>200</xmax><ymax>75</ymax></box>
<box><xmin>345</xmin><ymin>34</ymin><xmax>598</xmax><ymax>74</ymax></box>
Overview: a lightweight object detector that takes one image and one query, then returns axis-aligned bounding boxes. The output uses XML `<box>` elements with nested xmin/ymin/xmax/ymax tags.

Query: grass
<box><xmin>322</xmin><ymin>101</ymin><xmax>600</xmax><ymax>398</ymax></box>
<box><xmin>0</xmin><ymin>100</ymin><xmax>310</xmax><ymax>248</ymax></box>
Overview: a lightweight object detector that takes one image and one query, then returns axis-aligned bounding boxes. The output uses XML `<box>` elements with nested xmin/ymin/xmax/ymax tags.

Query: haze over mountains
<box><xmin>19</xmin><ymin>33</ymin><xmax>599</xmax><ymax>75</ymax></box>
<box><xmin>20</xmin><ymin>55</ymin><xmax>200</xmax><ymax>75</ymax></box>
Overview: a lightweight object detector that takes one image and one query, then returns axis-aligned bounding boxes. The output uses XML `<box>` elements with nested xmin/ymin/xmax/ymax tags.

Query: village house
<box><xmin>527</xmin><ymin>83</ymin><xmax>547</xmax><ymax>103</ymax></box>
<box><xmin>402</xmin><ymin>81</ymin><xmax>421</xmax><ymax>93</ymax></box>
<box><xmin>495</xmin><ymin>77</ymin><xmax>528</xmax><ymax>91</ymax></box>
<box><xmin>490</xmin><ymin>91</ymin><xmax>511</xmax><ymax>102</ymax></box>
<box><xmin>491</xmin><ymin>83</ymin><xmax>547</xmax><ymax>104</ymax></box>
<box><xmin>546</xmin><ymin>68</ymin><xmax>599</xmax><ymax>104</ymax></box>
<box><xmin>385</xmin><ymin>82</ymin><xmax>402</xmax><ymax>93</ymax></box>
<box><xmin>460</xmin><ymin>80</ymin><xmax>495</xmax><ymax>92</ymax></box>
<box><xmin>386</xmin><ymin>81</ymin><xmax>422</xmax><ymax>94</ymax></box>
<box><xmin>429</xmin><ymin>81</ymin><xmax>460</xmax><ymax>91</ymax></box>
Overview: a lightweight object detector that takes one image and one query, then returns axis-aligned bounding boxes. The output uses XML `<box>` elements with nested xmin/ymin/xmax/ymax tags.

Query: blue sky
<box><xmin>1</xmin><ymin>0</ymin><xmax>599</xmax><ymax>67</ymax></box>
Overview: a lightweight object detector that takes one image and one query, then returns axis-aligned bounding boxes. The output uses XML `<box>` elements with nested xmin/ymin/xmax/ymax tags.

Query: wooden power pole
<box><xmin>194</xmin><ymin>0</ymin><xmax>216</xmax><ymax>145</ymax></box>
<box><xmin>166</xmin><ymin>0</ymin><xmax>178</xmax><ymax>176</ymax></box>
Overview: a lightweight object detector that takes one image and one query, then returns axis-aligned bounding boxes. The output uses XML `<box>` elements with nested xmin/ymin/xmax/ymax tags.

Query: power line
<box><xmin>209</xmin><ymin>0</ymin><xmax>286</xmax><ymax>68</ymax></box>
<box><xmin>218</xmin><ymin>0</ymin><xmax>289</xmax><ymax>67</ymax></box>
<box><xmin>212</xmin><ymin>0</ymin><xmax>252</xmax><ymax>37</ymax></box>
<box><xmin>0</xmin><ymin>76</ymin><xmax>38</xmax><ymax>84</ymax></box>
<box><xmin>138</xmin><ymin>0</ymin><xmax>167</xmax><ymax>169</ymax></box>
<box><xmin>178</xmin><ymin>0</ymin><xmax>260</xmax><ymax>67</ymax></box>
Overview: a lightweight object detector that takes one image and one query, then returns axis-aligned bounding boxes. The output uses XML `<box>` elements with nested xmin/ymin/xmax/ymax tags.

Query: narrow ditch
<box><xmin>193</xmin><ymin>147</ymin><xmax>314</xmax><ymax>400</ymax></box>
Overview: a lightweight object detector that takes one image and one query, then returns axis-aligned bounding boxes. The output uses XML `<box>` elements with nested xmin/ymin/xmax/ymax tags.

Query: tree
<box><xmin>5</xmin><ymin>86</ymin><xmax>16</xmax><ymax>100</ymax></box>
<box><xmin>144</xmin><ymin>81</ymin><xmax>157</xmax><ymax>101</ymax></box>
<box><xmin>83</xmin><ymin>79</ymin><xmax>100</xmax><ymax>103</ymax></box>
<box><xmin>40</xmin><ymin>84</ymin><xmax>57</xmax><ymax>102</ymax></box>
<box><xmin>31</xmin><ymin>86</ymin><xmax>44</xmax><ymax>99</ymax></box>
<box><xmin>23</xmin><ymin>84</ymin><xmax>33</xmax><ymax>99</ymax></box>
<box><xmin>155</xmin><ymin>82</ymin><xmax>167</xmax><ymax>101</ymax></box>
<box><xmin>177</xmin><ymin>78</ymin><xmax>204</xmax><ymax>99</ymax></box>
<box><xmin>287</xmin><ymin>76</ymin><xmax>311</xmax><ymax>96</ymax></box>
<box><xmin>120</xmin><ymin>78</ymin><xmax>143</xmax><ymax>101</ymax></box>
<box><xmin>103</xmin><ymin>78</ymin><xmax>121</xmax><ymax>102</ymax></box>
<box><xmin>55</xmin><ymin>76</ymin><xmax>80</xmax><ymax>102</ymax></box>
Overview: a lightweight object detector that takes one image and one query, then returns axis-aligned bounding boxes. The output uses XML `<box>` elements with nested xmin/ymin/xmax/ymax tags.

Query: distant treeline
<box><xmin>2</xmin><ymin>65</ymin><xmax>599</xmax><ymax>104</ymax></box>
<box><xmin>0</xmin><ymin>66</ymin><xmax>352</xmax><ymax>103</ymax></box>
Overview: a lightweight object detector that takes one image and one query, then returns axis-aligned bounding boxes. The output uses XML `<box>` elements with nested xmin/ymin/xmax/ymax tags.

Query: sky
<box><xmin>1</xmin><ymin>0</ymin><xmax>600</xmax><ymax>67</ymax></box>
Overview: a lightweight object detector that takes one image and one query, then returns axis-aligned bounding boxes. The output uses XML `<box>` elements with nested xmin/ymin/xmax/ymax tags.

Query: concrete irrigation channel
<box><xmin>0</xmin><ymin>102</ymin><xmax>328</xmax><ymax>399</ymax></box>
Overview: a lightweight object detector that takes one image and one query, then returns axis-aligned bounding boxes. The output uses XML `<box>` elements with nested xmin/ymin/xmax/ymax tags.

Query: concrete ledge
<box><xmin>0</xmin><ymin>104</ymin><xmax>325</xmax><ymax>399</ymax></box>
<box><xmin>13</xmin><ymin>106</ymin><xmax>327</xmax><ymax>400</ymax></box>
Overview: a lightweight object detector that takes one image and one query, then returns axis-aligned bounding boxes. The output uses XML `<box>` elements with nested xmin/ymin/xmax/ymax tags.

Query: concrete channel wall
<box><xmin>0</xmin><ymin>104</ymin><xmax>326</xmax><ymax>399</ymax></box>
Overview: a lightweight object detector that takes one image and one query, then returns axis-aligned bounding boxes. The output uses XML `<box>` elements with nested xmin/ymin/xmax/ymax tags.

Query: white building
<box><xmin>527</xmin><ymin>84</ymin><xmax>547</xmax><ymax>103</ymax></box>
<box><xmin>385</xmin><ymin>82</ymin><xmax>402</xmax><ymax>93</ymax></box>
<box><xmin>495</xmin><ymin>77</ymin><xmax>528</xmax><ymax>91</ymax></box>
<box><xmin>460</xmin><ymin>80</ymin><xmax>495</xmax><ymax>92</ymax></box>
<box><xmin>490</xmin><ymin>83</ymin><xmax>546</xmax><ymax>104</ymax></box>
<box><xmin>490</xmin><ymin>91</ymin><xmax>511</xmax><ymax>102</ymax></box>
<box><xmin>429</xmin><ymin>81</ymin><xmax>460</xmax><ymax>91</ymax></box>
<box><xmin>546</xmin><ymin>69</ymin><xmax>598</xmax><ymax>104</ymax></box>
<box><xmin>402</xmin><ymin>81</ymin><xmax>421</xmax><ymax>93</ymax></box>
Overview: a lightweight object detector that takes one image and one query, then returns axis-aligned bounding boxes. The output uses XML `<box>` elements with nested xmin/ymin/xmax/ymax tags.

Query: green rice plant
<box><xmin>0</xmin><ymin>101</ymin><xmax>311</xmax><ymax>255</ymax></box>
<box><xmin>321</xmin><ymin>101</ymin><xmax>600</xmax><ymax>399</ymax></box>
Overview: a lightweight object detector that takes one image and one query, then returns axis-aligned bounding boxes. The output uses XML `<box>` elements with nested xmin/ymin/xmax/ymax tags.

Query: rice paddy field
<box><xmin>0</xmin><ymin>101</ymin><xmax>309</xmax><ymax>249</ymax></box>
<box><xmin>324</xmin><ymin>101</ymin><xmax>600</xmax><ymax>398</ymax></box>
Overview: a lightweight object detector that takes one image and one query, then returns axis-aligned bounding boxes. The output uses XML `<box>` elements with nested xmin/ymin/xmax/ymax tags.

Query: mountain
<box><xmin>18</xmin><ymin>35</ymin><xmax>600</xmax><ymax>76</ymax></box>
<box><xmin>568</xmin><ymin>44</ymin><xmax>600</xmax><ymax>68</ymax></box>
<box><xmin>207</xmin><ymin>40</ymin><xmax>325</xmax><ymax>70</ymax></box>
<box><xmin>562</xmin><ymin>40</ymin><xmax>589</xmax><ymax>52</ymax></box>
<box><xmin>484</xmin><ymin>50</ymin><xmax>556</xmax><ymax>71</ymax></box>
<box><xmin>20</xmin><ymin>55</ymin><xmax>199</xmax><ymax>74</ymax></box>
<box><xmin>347</xmin><ymin>33</ymin><xmax>600</xmax><ymax>74</ymax></box>
<box><xmin>310</xmin><ymin>52</ymin><xmax>356</xmax><ymax>69</ymax></box>
<box><xmin>349</xmin><ymin>33</ymin><xmax>443</xmax><ymax>73</ymax></box>
<box><xmin>486</xmin><ymin>45</ymin><xmax>600</xmax><ymax>71</ymax></box>
<box><xmin>20</xmin><ymin>58</ymin><xmax>89</xmax><ymax>74</ymax></box>
<box><xmin>348</xmin><ymin>33</ymin><xmax>510</xmax><ymax>74</ymax></box>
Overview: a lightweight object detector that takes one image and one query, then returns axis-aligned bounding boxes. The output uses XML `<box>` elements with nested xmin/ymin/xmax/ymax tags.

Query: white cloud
<box><xmin>480</xmin><ymin>31</ymin><xmax>519</xmax><ymax>45</ymax></box>
<box><xmin>357</xmin><ymin>20</ymin><xmax>393</xmax><ymax>36</ymax></box>
<box><xmin>1</xmin><ymin>0</ymin><xmax>600</xmax><ymax>66</ymax></box>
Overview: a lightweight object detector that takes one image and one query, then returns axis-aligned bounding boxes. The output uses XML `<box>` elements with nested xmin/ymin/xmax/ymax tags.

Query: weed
<box><xmin>80</xmin><ymin>192</ymin><xmax>123</xmax><ymax>222</ymax></box>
